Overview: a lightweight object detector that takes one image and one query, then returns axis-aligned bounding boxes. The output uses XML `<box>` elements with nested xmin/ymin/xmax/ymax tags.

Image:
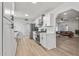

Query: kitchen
<box><xmin>31</xmin><ymin>13</ymin><xmax>56</xmax><ymax>50</ymax></box>
<box><xmin>0</xmin><ymin>2</ymin><xmax>79</xmax><ymax>56</ymax></box>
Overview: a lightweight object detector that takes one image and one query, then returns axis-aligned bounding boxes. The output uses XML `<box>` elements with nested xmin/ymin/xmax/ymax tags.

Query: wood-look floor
<box><xmin>16</xmin><ymin>36</ymin><xmax>79</xmax><ymax>56</ymax></box>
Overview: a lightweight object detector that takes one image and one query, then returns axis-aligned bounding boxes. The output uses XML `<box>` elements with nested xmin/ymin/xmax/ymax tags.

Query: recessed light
<box><xmin>32</xmin><ymin>2</ymin><xmax>37</xmax><ymax>4</ymax></box>
<box><xmin>25</xmin><ymin>14</ymin><xmax>29</xmax><ymax>16</ymax></box>
<box><xmin>76</xmin><ymin>17</ymin><xmax>79</xmax><ymax>19</ymax></box>
<box><xmin>64</xmin><ymin>13</ymin><xmax>67</xmax><ymax>15</ymax></box>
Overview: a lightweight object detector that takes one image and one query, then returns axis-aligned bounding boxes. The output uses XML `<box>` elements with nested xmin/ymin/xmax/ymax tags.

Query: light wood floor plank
<box><xmin>16</xmin><ymin>37</ymin><xmax>79</xmax><ymax>56</ymax></box>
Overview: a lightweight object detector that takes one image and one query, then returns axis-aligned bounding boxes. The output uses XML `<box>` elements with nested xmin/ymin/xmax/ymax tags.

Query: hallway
<box><xmin>16</xmin><ymin>37</ymin><xmax>79</xmax><ymax>56</ymax></box>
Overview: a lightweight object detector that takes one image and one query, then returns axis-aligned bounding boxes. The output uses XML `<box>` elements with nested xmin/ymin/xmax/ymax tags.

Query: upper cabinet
<box><xmin>43</xmin><ymin>13</ymin><xmax>53</xmax><ymax>26</ymax></box>
<box><xmin>38</xmin><ymin>14</ymin><xmax>45</xmax><ymax>27</ymax></box>
<box><xmin>34</xmin><ymin>17</ymin><xmax>40</xmax><ymax>27</ymax></box>
<box><xmin>34</xmin><ymin>13</ymin><xmax>54</xmax><ymax>28</ymax></box>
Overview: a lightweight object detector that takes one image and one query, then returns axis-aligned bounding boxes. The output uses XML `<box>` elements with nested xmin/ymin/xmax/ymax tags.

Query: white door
<box><xmin>10</xmin><ymin>26</ymin><xmax>16</xmax><ymax>56</ymax></box>
<box><xmin>3</xmin><ymin>2</ymin><xmax>16</xmax><ymax>56</ymax></box>
<box><xmin>40</xmin><ymin>33</ymin><xmax>47</xmax><ymax>48</ymax></box>
<box><xmin>24</xmin><ymin>23</ymin><xmax>30</xmax><ymax>38</ymax></box>
<box><xmin>3</xmin><ymin>17</ymin><xmax>16</xmax><ymax>56</ymax></box>
<box><xmin>40</xmin><ymin>33</ymin><xmax>43</xmax><ymax>45</ymax></box>
<box><xmin>46</xmin><ymin>34</ymin><xmax>56</xmax><ymax>50</ymax></box>
<box><xmin>3</xmin><ymin>18</ymin><xmax>12</xmax><ymax>56</ymax></box>
<box><xmin>42</xmin><ymin>33</ymin><xmax>47</xmax><ymax>48</ymax></box>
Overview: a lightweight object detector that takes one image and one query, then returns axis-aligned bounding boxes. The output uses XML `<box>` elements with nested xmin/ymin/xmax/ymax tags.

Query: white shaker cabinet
<box><xmin>33</xmin><ymin>31</ymin><xmax>36</xmax><ymax>40</ymax></box>
<box><xmin>40</xmin><ymin>33</ymin><xmax>56</xmax><ymax>50</ymax></box>
<box><xmin>40</xmin><ymin>33</ymin><xmax>47</xmax><ymax>48</ymax></box>
<box><xmin>46</xmin><ymin>33</ymin><xmax>56</xmax><ymax>50</ymax></box>
<box><xmin>43</xmin><ymin>14</ymin><xmax>53</xmax><ymax>26</ymax></box>
<box><xmin>43</xmin><ymin>14</ymin><xmax>50</xmax><ymax>26</ymax></box>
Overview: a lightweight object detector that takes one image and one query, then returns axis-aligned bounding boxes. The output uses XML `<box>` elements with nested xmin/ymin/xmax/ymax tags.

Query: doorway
<box><xmin>56</xmin><ymin>9</ymin><xmax>79</xmax><ymax>55</ymax></box>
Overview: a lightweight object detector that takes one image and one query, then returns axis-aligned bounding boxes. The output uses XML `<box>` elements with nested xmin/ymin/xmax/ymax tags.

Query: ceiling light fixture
<box><xmin>32</xmin><ymin>2</ymin><xmax>37</xmax><ymax>4</ymax></box>
<box><xmin>76</xmin><ymin>17</ymin><xmax>79</xmax><ymax>19</ymax></box>
<box><xmin>64</xmin><ymin>13</ymin><xmax>67</xmax><ymax>15</ymax></box>
<box><xmin>25</xmin><ymin>14</ymin><xmax>29</xmax><ymax>16</ymax></box>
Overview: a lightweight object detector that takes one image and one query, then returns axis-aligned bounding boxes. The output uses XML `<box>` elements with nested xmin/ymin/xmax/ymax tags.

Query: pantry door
<box><xmin>3</xmin><ymin>2</ymin><xmax>16</xmax><ymax>56</ymax></box>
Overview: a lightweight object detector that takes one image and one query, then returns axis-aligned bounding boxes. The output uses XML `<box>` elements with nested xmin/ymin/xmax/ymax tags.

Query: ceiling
<box><xmin>15</xmin><ymin>2</ymin><xmax>63</xmax><ymax>21</ymax></box>
<box><xmin>56</xmin><ymin>9</ymin><xmax>79</xmax><ymax>22</ymax></box>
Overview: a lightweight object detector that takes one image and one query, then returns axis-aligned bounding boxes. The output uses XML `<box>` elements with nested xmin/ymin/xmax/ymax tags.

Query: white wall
<box><xmin>14</xmin><ymin>18</ymin><xmax>31</xmax><ymax>38</ymax></box>
<box><xmin>57</xmin><ymin>20</ymin><xmax>79</xmax><ymax>33</ymax></box>
<box><xmin>0</xmin><ymin>2</ymin><xmax>2</xmax><ymax>56</ymax></box>
<box><xmin>48</xmin><ymin>2</ymin><xmax>79</xmax><ymax>33</ymax></box>
<box><xmin>66</xmin><ymin>21</ymin><xmax>78</xmax><ymax>33</ymax></box>
<box><xmin>50</xmin><ymin>2</ymin><xmax>79</xmax><ymax>23</ymax></box>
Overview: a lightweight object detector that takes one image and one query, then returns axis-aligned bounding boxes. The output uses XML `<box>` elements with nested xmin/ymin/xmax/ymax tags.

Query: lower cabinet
<box><xmin>40</xmin><ymin>33</ymin><xmax>56</xmax><ymax>50</ymax></box>
<box><xmin>40</xmin><ymin>33</ymin><xmax>47</xmax><ymax>48</ymax></box>
<box><xmin>33</xmin><ymin>31</ymin><xmax>36</xmax><ymax>40</ymax></box>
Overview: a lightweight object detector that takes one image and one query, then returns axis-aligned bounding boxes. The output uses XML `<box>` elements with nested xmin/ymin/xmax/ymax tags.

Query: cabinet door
<box><xmin>40</xmin><ymin>33</ymin><xmax>47</xmax><ymax>48</ymax></box>
<box><xmin>43</xmin><ymin>14</ymin><xmax>50</xmax><ymax>26</ymax></box>
<box><xmin>46</xmin><ymin>34</ymin><xmax>56</xmax><ymax>50</ymax></box>
<box><xmin>40</xmin><ymin>33</ymin><xmax>43</xmax><ymax>45</ymax></box>
<box><xmin>24</xmin><ymin>24</ymin><xmax>30</xmax><ymax>38</ymax></box>
<box><xmin>33</xmin><ymin>31</ymin><xmax>36</xmax><ymax>40</ymax></box>
<box><xmin>42</xmin><ymin>33</ymin><xmax>47</xmax><ymax>48</ymax></box>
